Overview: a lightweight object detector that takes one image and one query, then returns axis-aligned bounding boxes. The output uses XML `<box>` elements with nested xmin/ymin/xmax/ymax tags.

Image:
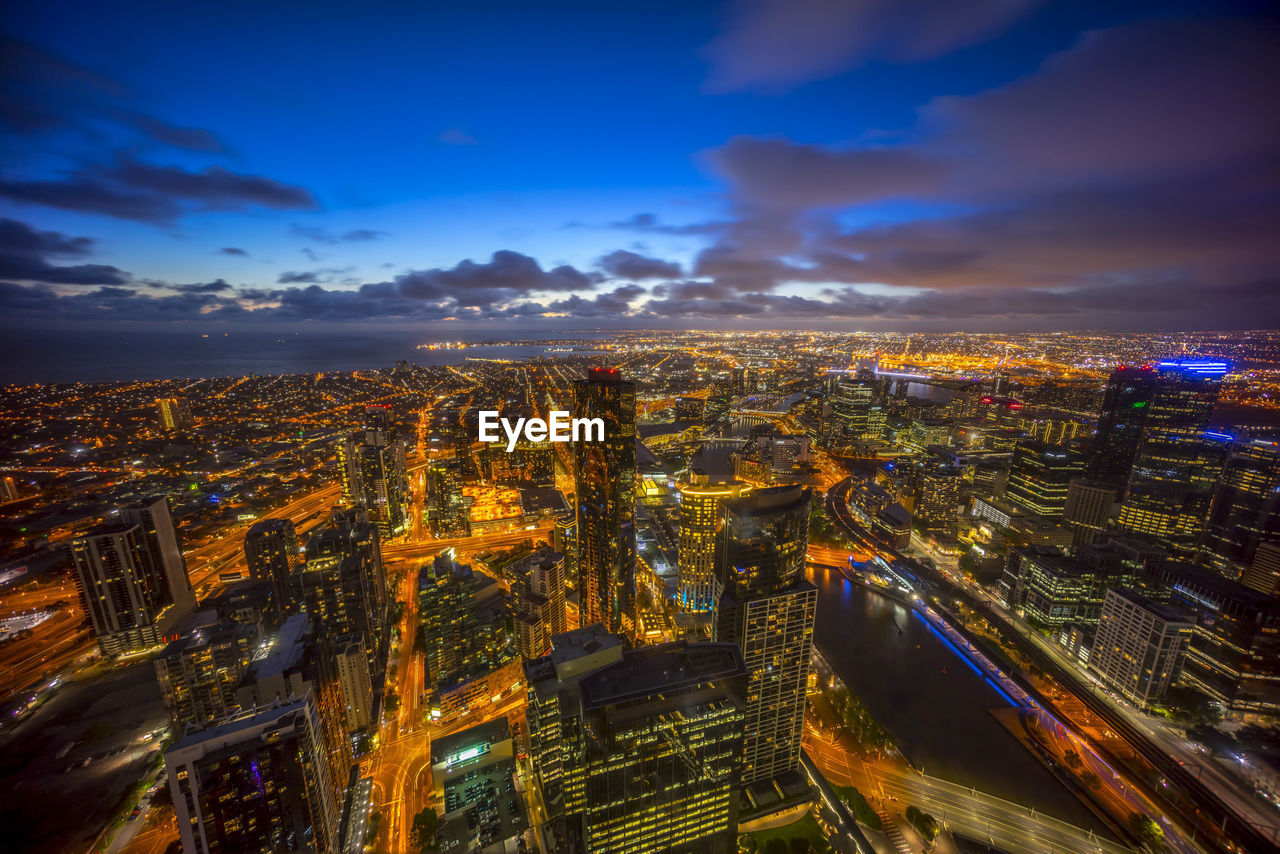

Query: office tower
<box><xmin>165</xmin><ymin>695</ymin><xmax>340</xmax><ymax>854</ymax></box>
<box><xmin>238</xmin><ymin>614</ymin><xmax>359</xmax><ymax>812</ymax></box>
<box><xmin>674</xmin><ymin>396</ymin><xmax>705</xmax><ymax>422</ymax></box>
<box><xmin>1117</xmin><ymin>431</ymin><xmax>1229</xmax><ymax>552</ymax></box>
<box><xmin>337</xmin><ymin>422</ymin><xmax>410</xmax><ymax>540</ymax></box>
<box><xmin>1242</xmin><ymin>542</ymin><xmax>1280</xmax><ymax>595</ymax></box>
<box><xmin>418</xmin><ymin>554</ymin><xmax>481</xmax><ymax>685</ymax></box>
<box><xmin>524</xmin><ymin>627</ymin><xmax>747</xmax><ymax>854</ymax></box>
<box><xmin>154</xmin><ymin>616</ymin><xmax>260</xmax><ymax>730</ymax></box>
<box><xmin>827</xmin><ymin>371</ymin><xmax>874</xmax><ymax>443</ymax></box>
<box><xmin>677</xmin><ymin>473</ymin><xmax>750</xmax><ymax>613</ymax></box>
<box><xmin>299</xmin><ymin>509</ymin><xmax>386</xmax><ymax>670</ymax></box>
<box><xmin>1005</xmin><ymin>440</ymin><xmax>1087</xmax><ymax>518</ymax></box>
<box><xmin>1063</xmin><ymin>479</ymin><xmax>1116</xmax><ymax>545</ymax></box>
<box><xmin>156</xmin><ymin>396</ymin><xmax>193</xmax><ymax>431</ymax></box>
<box><xmin>121</xmin><ymin>497</ymin><xmax>197</xmax><ymax>615</ymax></box>
<box><xmin>1091</xmin><ymin>359</ymin><xmax>1225</xmax><ymax>495</ymax></box>
<box><xmin>998</xmin><ymin>547</ymin><xmax>1107</xmax><ymax>628</ymax></box>
<box><xmin>912</xmin><ymin>457</ymin><xmax>961</xmax><ymax>531</ymax></box>
<box><xmin>573</xmin><ymin>367</ymin><xmax>637</xmax><ymax>639</ymax></box>
<box><xmin>70</xmin><ymin>499</ymin><xmax>195</xmax><ymax>655</ymax></box>
<box><xmin>1089</xmin><ymin>589</ymin><xmax>1193</xmax><ymax>709</ymax></box>
<box><xmin>506</xmin><ymin>547</ymin><xmax>567</xmax><ymax>660</ymax></box>
<box><xmin>0</xmin><ymin>476</ymin><xmax>18</xmax><ymax>502</ymax></box>
<box><xmin>1202</xmin><ymin>439</ymin><xmax>1280</xmax><ymax>575</ymax></box>
<box><xmin>714</xmin><ymin>484</ymin><xmax>816</xmax><ymax>787</ymax></box>
<box><xmin>704</xmin><ymin>381</ymin><xmax>732</xmax><ymax>426</ymax></box>
<box><xmin>733</xmin><ymin>364</ymin><xmax>756</xmax><ymax>394</ymax></box>
<box><xmin>426</xmin><ymin>455</ymin><xmax>472</xmax><ymax>538</ymax></box>
<box><xmin>1145</xmin><ymin>562</ymin><xmax>1280</xmax><ymax>716</ymax></box>
<box><xmin>245</xmin><ymin>518</ymin><xmax>301</xmax><ymax>614</ymax></box>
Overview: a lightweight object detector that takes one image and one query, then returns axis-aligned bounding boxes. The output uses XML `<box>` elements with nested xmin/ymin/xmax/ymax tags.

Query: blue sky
<box><xmin>1</xmin><ymin>0</ymin><xmax>1277</xmax><ymax>330</ymax></box>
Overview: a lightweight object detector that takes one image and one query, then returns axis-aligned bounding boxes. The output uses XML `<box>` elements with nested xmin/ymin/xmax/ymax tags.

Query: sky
<box><xmin>1</xmin><ymin>0</ymin><xmax>1278</xmax><ymax>333</ymax></box>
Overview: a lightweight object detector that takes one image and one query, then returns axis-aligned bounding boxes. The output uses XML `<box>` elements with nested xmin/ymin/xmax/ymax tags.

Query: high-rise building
<box><xmin>524</xmin><ymin>627</ymin><xmax>747</xmax><ymax>854</ymax></box>
<box><xmin>337</xmin><ymin>422</ymin><xmax>410</xmax><ymax>540</ymax></box>
<box><xmin>426</xmin><ymin>455</ymin><xmax>472</xmax><ymax>538</ymax></box>
<box><xmin>677</xmin><ymin>473</ymin><xmax>750</xmax><ymax>613</ymax></box>
<box><xmin>418</xmin><ymin>554</ymin><xmax>481</xmax><ymax>685</ymax></box>
<box><xmin>154</xmin><ymin>615</ymin><xmax>260</xmax><ymax>731</ymax></box>
<box><xmin>0</xmin><ymin>476</ymin><xmax>18</xmax><ymax>502</ymax></box>
<box><xmin>156</xmin><ymin>396</ymin><xmax>193</xmax><ymax>431</ymax></box>
<box><xmin>827</xmin><ymin>371</ymin><xmax>875</xmax><ymax>443</ymax></box>
<box><xmin>1242</xmin><ymin>542</ymin><xmax>1280</xmax><ymax>596</ymax></box>
<box><xmin>1091</xmin><ymin>359</ymin><xmax>1225</xmax><ymax>496</ymax></box>
<box><xmin>1202</xmin><ymin>439</ymin><xmax>1280</xmax><ymax>576</ymax></box>
<box><xmin>573</xmin><ymin>368</ymin><xmax>637</xmax><ymax>639</ymax></box>
<box><xmin>1089</xmin><ymin>588</ymin><xmax>1193</xmax><ymax>709</ymax></box>
<box><xmin>1145</xmin><ymin>561</ymin><xmax>1280</xmax><ymax>716</ymax></box>
<box><xmin>912</xmin><ymin>457</ymin><xmax>961</xmax><ymax>531</ymax></box>
<box><xmin>165</xmin><ymin>695</ymin><xmax>340</xmax><ymax>854</ymax></box>
<box><xmin>714</xmin><ymin>484</ymin><xmax>815</xmax><ymax>787</ymax></box>
<box><xmin>1063</xmin><ymin>478</ymin><xmax>1116</xmax><ymax>545</ymax></box>
<box><xmin>1118</xmin><ymin>430</ymin><xmax>1230</xmax><ymax>551</ymax></box>
<box><xmin>1005</xmin><ymin>440</ymin><xmax>1087</xmax><ymax>518</ymax></box>
<box><xmin>299</xmin><ymin>509</ymin><xmax>386</xmax><ymax>671</ymax></box>
<box><xmin>121</xmin><ymin>497</ymin><xmax>196</xmax><ymax>615</ymax></box>
<box><xmin>245</xmin><ymin>518</ymin><xmax>301</xmax><ymax>615</ymax></box>
<box><xmin>70</xmin><ymin>498</ymin><xmax>194</xmax><ymax>655</ymax></box>
<box><xmin>506</xmin><ymin>546</ymin><xmax>567</xmax><ymax>660</ymax></box>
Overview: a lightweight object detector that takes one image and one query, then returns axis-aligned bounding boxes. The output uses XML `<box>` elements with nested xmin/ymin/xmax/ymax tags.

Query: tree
<box><xmin>788</xmin><ymin>838</ymin><xmax>813</xmax><ymax>854</ymax></box>
<box><xmin>410</xmin><ymin>806</ymin><xmax>439</xmax><ymax>851</ymax></box>
<box><xmin>906</xmin><ymin>805</ymin><xmax>939</xmax><ymax>842</ymax></box>
<box><xmin>1063</xmin><ymin>749</ymin><xmax>1084</xmax><ymax>772</ymax></box>
<box><xmin>384</xmin><ymin>692</ymin><xmax>401</xmax><ymax>713</ymax></box>
<box><xmin>763</xmin><ymin>839</ymin><xmax>788</xmax><ymax>854</ymax></box>
<box><xmin>1163</xmin><ymin>685</ymin><xmax>1222</xmax><ymax>728</ymax></box>
<box><xmin>1081</xmin><ymin>771</ymin><xmax>1100</xmax><ymax>790</ymax></box>
<box><xmin>1128</xmin><ymin>812</ymin><xmax>1165</xmax><ymax>849</ymax></box>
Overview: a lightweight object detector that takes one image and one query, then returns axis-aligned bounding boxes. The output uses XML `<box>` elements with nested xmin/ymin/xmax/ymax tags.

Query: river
<box><xmin>809</xmin><ymin>564</ymin><xmax>1110</xmax><ymax>833</ymax></box>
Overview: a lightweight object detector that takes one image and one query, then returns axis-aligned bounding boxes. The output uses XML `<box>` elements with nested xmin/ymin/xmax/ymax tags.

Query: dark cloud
<box><xmin>276</xmin><ymin>267</ymin><xmax>352</xmax><ymax>284</ymax></box>
<box><xmin>392</xmin><ymin>251</ymin><xmax>599</xmax><ymax>305</ymax></box>
<box><xmin>290</xmin><ymin>225</ymin><xmax>389</xmax><ymax>244</ymax></box>
<box><xmin>0</xmin><ymin>157</ymin><xmax>317</xmax><ymax>224</ymax></box>
<box><xmin>597</xmin><ymin>249</ymin><xmax>682</xmax><ymax>280</ymax></box>
<box><xmin>128</xmin><ymin>116</ymin><xmax>227</xmax><ymax>153</ymax></box>
<box><xmin>609</xmin><ymin>212</ymin><xmax>727</xmax><ymax>236</ymax></box>
<box><xmin>0</xmin><ymin>218</ymin><xmax>129</xmax><ymax>285</ymax></box>
<box><xmin>218</xmin><ymin>247</ymin><xmax>248</xmax><ymax>256</ymax></box>
<box><xmin>703</xmin><ymin>0</ymin><xmax>1041</xmax><ymax>93</ymax></box>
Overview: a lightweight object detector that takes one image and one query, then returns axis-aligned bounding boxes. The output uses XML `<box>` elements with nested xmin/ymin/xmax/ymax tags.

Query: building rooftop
<box><xmin>1107</xmin><ymin>588</ymin><xmax>1195</xmax><ymax>624</ymax></box>
<box><xmin>167</xmin><ymin>696</ymin><xmax>308</xmax><ymax>755</ymax></box>
<box><xmin>580</xmin><ymin>641</ymin><xmax>746</xmax><ymax>710</ymax></box>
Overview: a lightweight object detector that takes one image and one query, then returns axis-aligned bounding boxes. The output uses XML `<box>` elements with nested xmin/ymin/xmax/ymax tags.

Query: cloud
<box><xmin>290</xmin><ymin>225</ymin><xmax>389</xmax><ymax>244</ymax></box>
<box><xmin>437</xmin><ymin>127</ymin><xmax>479</xmax><ymax>146</ymax></box>
<box><xmin>703</xmin><ymin>0</ymin><xmax>1041</xmax><ymax>93</ymax></box>
<box><xmin>276</xmin><ymin>267</ymin><xmax>351</xmax><ymax>284</ymax></box>
<box><xmin>0</xmin><ymin>218</ymin><xmax>129</xmax><ymax>285</ymax></box>
<box><xmin>597</xmin><ymin>249</ymin><xmax>682</xmax><ymax>280</ymax></box>
<box><xmin>0</xmin><ymin>156</ymin><xmax>317</xmax><ymax>223</ymax></box>
<box><xmin>128</xmin><ymin>116</ymin><xmax>227</xmax><ymax>153</ymax></box>
<box><xmin>391</xmin><ymin>251</ymin><xmax>600</xmax><ymax>305</ymax></box>
<box><xmin>218</xmin><ymin>247</ymin><xmax>248</xmax><ymax>256</ymax></box>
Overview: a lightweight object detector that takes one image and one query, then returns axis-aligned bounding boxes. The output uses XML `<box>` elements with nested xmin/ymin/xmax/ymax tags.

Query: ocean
<box><xmin>0</xmin><ymin>327</ymin><xmax>609</xmax><ymax>385</ymax></box>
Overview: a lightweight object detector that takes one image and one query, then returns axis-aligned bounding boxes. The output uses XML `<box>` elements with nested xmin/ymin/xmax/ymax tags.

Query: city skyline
<box><xmin>3</xmin><ymin>1</ymin><xmax>1279</xmax><ymax>336</ymax></box>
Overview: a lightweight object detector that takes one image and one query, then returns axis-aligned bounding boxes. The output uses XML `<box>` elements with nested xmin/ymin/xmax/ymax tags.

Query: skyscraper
<box><xmin>1088</xmin><ymin>589</ymin><xmax>1193</xmax><ymax>709</ymax></box>
<box><xmin>70</xmin><ymin>497</ymin><xmax>194</xmax><ymax>655</ymax></box>
<box><xmin>337</xmin><ymin>419</ymin><xmax>410</xmax><ymax>540</ymax></box>
<box><xmin>677</xmin><ymin>473</ymin><xmax>750</xmax><ymax>613</ymax></box>
<box><xmin>156</xmin><ymin>396</ymin><xmax>193</xmax><ymax>431</ymax></box>
<box><xmin>245</xmin><ymin>518</ymin><xmax>301</xmax><ymax>615</ymax></box>
<box><xmin>506</xmin><ymin>546</ymin><xmax>568</xmax><ymax>660</ymax></box>
<box><xmin>1005</xmin><ymin>440</ymin><xmax>1087</xmax><ymax>518</ymax></box>
<box><xmin>524</xmin><ymin>627</ymin><xmax>747</xmax><ymax>854</ymax></box>
<box><xmin>573</xmin><ymin>367</ymin><xmax>637</xmax><ymax>639</ymax></box>
<box><xmin>426</xmin><ymin>455</ymin><xmax>472</xmax><ymax>538</ymax></box>
<box><xmin>713</xmin><ymin>484</ymin><xmax>816</xmax><ymax>788</ymax></box>
<box><xmin>165</xmin><ymin>695</ymin><xmax>340</xmax><ymax>854</ymax></box>
<box><xmin>1091</xmin><ymin>359</ymin><xmax>1225</xmax><ymax>496</ymax></box>
<box><xmin>155</xmin><ymin>616</ymin><xmax>260</xmax><ymax>731</ymax></box>
<box><xmin>1202</xmin><ymin>439</ymin><xmax>1280</xmax><ymax>576</ymax></box>
<box><xmin>299</xmin><ymin>509</ymin><xmax>387</xmax><ymax>671</ymax></box>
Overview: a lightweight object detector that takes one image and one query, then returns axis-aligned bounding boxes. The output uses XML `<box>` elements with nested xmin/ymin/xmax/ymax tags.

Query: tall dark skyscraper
<box><xmin>713</xmin><ymin>484</ymin><xmax>816</xmax><ymax>788</ymax></box>
<box><xmin>337</xmin><ymin>415</ymin><xmax>410</xmax><ymax>540</ymax></box>
<box><xmin>165</xmin><ymin>695</ymin><xmax>341</xmax><ymax>854</ymax></box>
<box><xmin>245</xmin><ymin>518</ymin><xmax>301</xmax><ymax>614</ymax></box>
<box><xmin>69</xmin><ymin>497</ymin><xmax>195</xmax><ymax>655</ymax></box>
<box><xmin>299</xmin><ymin>508</ymin><xmax>387</xmax><ymax>671</ymax></box>
<box><xmin>524</xmin><ymin>627</ymin><xmax>747</xmax><ymax>854</ymax></box>
<box><xmin>1202</xmin><ymin>439</ymin><xmax>1280</xmax><ymax>576</ymax></box>
<box><xmin>573</xmin><ymin>367</ymin><xmax>637</xmax><ymax>639</ymax></box>
<box><xmin>1091</xmin><ymin>359</ymin><xmax>1225</xmax><ymax>496</ymax></box>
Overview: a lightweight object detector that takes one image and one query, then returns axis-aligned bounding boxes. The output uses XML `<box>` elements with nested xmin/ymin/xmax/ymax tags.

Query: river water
<box><xmin>809</xmin><ymin>565</ymin><xmax>1108</xmax><ymax>832</ymax></box>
